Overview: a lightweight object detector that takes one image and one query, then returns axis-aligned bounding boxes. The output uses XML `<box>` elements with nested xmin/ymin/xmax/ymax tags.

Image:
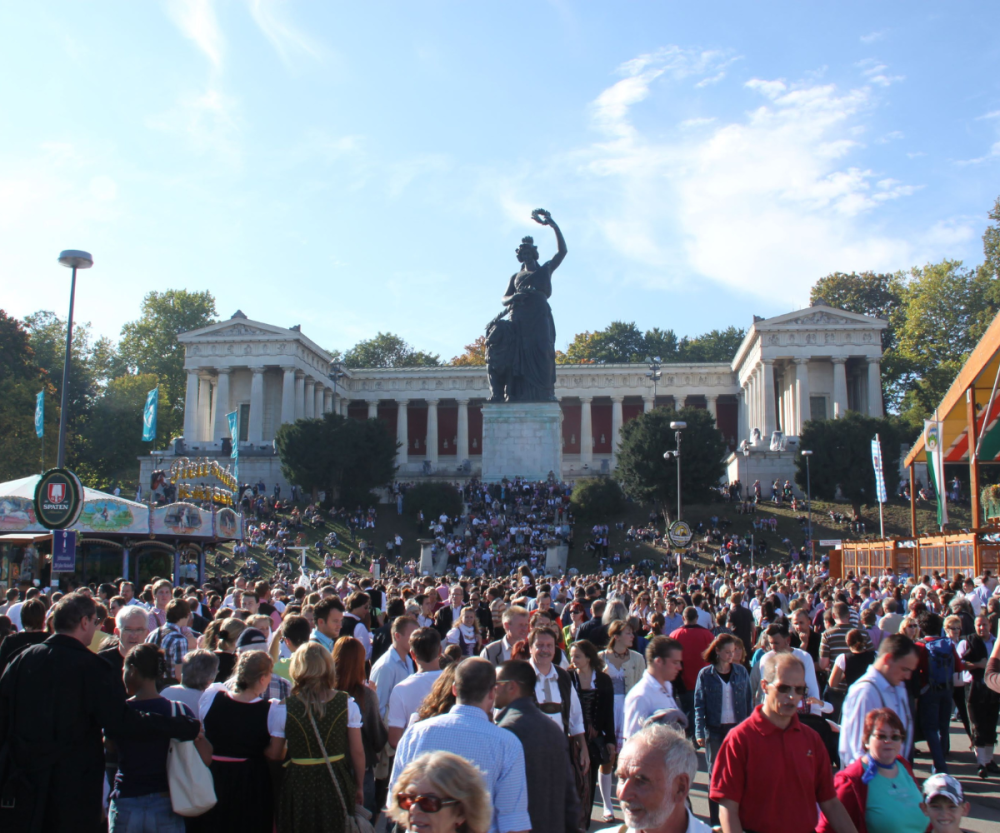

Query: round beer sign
<box><xmin>667</xmin><ymin>520</ymin><xmax>693</xmax><ymax>548</ymax></box>
<box><xmin>34</xmin><ymin>468</ymin><xmax>84</xmax><ymax>530</ymax></box>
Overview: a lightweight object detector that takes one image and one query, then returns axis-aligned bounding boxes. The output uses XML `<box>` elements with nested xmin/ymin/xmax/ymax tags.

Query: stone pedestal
<box><xmin>418</xmin><ymin>538</ymin><xmax>436</xmax><ymax>576</ymax></box>
<box><xmin>481</xmin><ymin>402</ymin><xmax>563</xmax><ymax>482</ymax></box>
<box><xmin>545</xmin><ymin>544</ymin><xmax>568</xmax><ymax>576</ymax></box>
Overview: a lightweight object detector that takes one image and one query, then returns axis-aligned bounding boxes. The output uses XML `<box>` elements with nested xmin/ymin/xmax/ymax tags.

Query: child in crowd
<box><xmin>921</xmin><ymin>774</ymin><xmax>971</xmax><ymax>833</ymax></box>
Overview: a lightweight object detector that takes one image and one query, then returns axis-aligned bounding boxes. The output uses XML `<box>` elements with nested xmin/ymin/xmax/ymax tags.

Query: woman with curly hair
<box><xmin>388</xmin><ymin>751</ymin><xmax>491</xmax><ymax>833</ymax></box>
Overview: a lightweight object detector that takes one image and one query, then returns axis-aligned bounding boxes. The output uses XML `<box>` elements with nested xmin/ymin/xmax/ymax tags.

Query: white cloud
<box><xmin>860</xmin><ymin>31</ymin><xmax>885</xmax><ymax>45</ymax></box>
<box><xmin>680</xmin><ymin>117</ymin><xmax>716</xmax><ymax>128</ymax></box>
<box><xmin>247</xmin><ymin>0</ymin><xmax>323</xmax><ymax>66</ymax></box>
<box><xmin>976</xmin><ymin>110</ymin><xmax>1000</xmax><ymax>121</ymax></box>
<box><xmin>165</xmin><ymin>0</ymin><xmax>224</xmax><ymax>67</ymax></box>
<box><xmin>876</xmin><ymin>130</ymin><xmax>904</xmax><ymax>144</ymax></box>
<box><xmin>856</xmin><ymin>58</ymin><xmax>904</xmax><ymax>87</ymax></box>
<box><xmin>146</xmin><ymin>87</ymin><xmax>241</xmax><ymax>162</ymax></box>
<box><xmin>573</xmin><ymin>53</ymin><xmax>929</xmax><ymax>300</ymax></box>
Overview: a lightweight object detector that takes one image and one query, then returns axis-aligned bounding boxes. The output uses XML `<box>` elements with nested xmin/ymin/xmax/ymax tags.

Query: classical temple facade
<box><xmin>140</xmin><ymin>302</ymin><xmax>887</xmax><ymax>491</ymax></box>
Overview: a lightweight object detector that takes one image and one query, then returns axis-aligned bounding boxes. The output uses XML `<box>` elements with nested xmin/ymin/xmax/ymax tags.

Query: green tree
<box><xmin>77</xmin><ymin>373</ymin><xmax>166</xmax><ymax>490</ymax></box>
<box><xmin>403</xmin><ymin>482</ymin><xmax>463</xmax><ymax>521</ymax></box>
<box><xmin>564</xmin><ymin>321</ymin><xmax>647</xmax><ymax>363</ymax></box>
<box><xmin>118</xmin><ymin>290</ymin><xmax>217</xmax><ymax>440</ymax></box>
<box><xmin>643</xmin><ymin>327</ymin><xmax>679</xmax><ymax>362</ymax></box>
<box><xmin>0</xmin><ymin>311</ymin><xmax>57</xmax><ymax>480</ymax></box>
<box><xmin>570</xmin><ymin>477</ymin><xmax>626</xmax><ymax>521</ymax></box>
<box><xmin>343</xmin><ymin>332</ymin><xmax>440</xmax><ymax>368</ymax></box>
<box><xmin>983</xmin><ymin>196</ymin><xmax>1000</xmax><ymax>283</ymax></box>
<box><xmin>615</xmin><ymin>407</ymin><xmax>727</xmax><ymax>520</ymax></box>
<box><xmin>677</xmin><ymin>326</ymin><xmax>746</xmax><ymax>362</ymax></box>
<box><xmin>810</xmin><ymin>271</ymin><xmax>904</xmax><ymax>351</ymax></box>
<box><xmin>450</xmin><ymin>336</ymin><xmax>487</xmax><ymax>366</ymax></box>
<box><xmin>795</xmin><ymin>413</ymin><xmax>907</xmax><ymax>518</ymax></box>
<box><xmin>275</xmin><ymin>413</ymin><xmax>398</xmax><ymax>503</ymax></box>
<box><xmin>891</xmin><ymin>260</ymin><xmax>998</xmax><ymax>425</ymax></box>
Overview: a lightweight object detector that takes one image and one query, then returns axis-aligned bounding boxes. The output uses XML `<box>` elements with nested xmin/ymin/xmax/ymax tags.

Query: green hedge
<box><xmin>570</xmin><ymin>477</ymin><xmax>626</xmax><ymax>521</ymax></box>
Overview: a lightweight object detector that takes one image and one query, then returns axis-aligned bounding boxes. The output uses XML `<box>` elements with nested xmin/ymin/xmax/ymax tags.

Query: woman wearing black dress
<box><xmin>569</xmin><ymin>639</ymin><xmax>616</xmax><ymax>827</ymax></box>
<box><xmin>193</xmin><ymin>651</ymin><xmax>284</xmax><ymax>832</ymax></box>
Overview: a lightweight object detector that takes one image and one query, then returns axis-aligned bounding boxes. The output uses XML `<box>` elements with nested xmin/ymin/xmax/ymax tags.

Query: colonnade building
<box><xmin>142</xmin><ymin>302</ymin><xmax>887</xmax><ymax>491</ymax></box>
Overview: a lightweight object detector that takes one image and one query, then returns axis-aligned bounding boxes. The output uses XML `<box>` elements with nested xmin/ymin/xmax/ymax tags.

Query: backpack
<box><xmin>925</xmin><ymin>637</ymin><xmax>954</xmax><ymax>690</ymax></box>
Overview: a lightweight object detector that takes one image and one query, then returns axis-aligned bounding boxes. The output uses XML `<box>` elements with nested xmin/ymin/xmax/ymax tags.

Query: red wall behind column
<box><xmin>562</xmin><ymin>403</ymin><xmax>581</xmax><ymax>454</ymax></box>
<box><xmin>439</xmin><ymin>405</ymin><xmax>458</xmax><ymax>455</ymax></box>
<box><xmin>593</xmin><ymin>401</ymin><xmax>612</xmax><ymax>453</ymax></box>
<box><xmin>347</xmin><ymin>404</ymin><xmax>367</xmax><ymax>422</ymax></box>
<box><xmin>377</xmin><ymin>405</ymin><xmax>397</xmax><ymax>440</ymax></box>
<box><xmin>717</xmin><ymin>399</ymin><xmax>739</xmax><ymax>451</ymax></box>
<box><xmin>623</xmin><ymin>400</ymin><xmax>644</xmax><ymax>425</ymax></box>
<box><xmin>468</xmin><ymin>405</ymin><xmax>482</xmax><ymax>456</ymax></box>
<box><xmin>408</xmin><ymin>407</ymin><xmax>427</xmax><ymax>455</ymax></box>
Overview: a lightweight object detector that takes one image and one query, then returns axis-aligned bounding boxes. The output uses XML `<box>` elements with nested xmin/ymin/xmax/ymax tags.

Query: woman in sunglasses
<box><xmin>818</xmin><ymin>707</ymin><xmax>925</xmax><ymax>833</ymax></box>
<box><xmin>388</xmin><ymin>751</ymin><xmax>491</xmax><ymax>833</ymax></box>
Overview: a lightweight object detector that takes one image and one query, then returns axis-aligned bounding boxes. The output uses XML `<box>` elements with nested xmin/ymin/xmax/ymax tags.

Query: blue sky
<box><xmin>3</xmin><ymin>2</ymin><xmax>999</xmax><ymax>361</ymax></box>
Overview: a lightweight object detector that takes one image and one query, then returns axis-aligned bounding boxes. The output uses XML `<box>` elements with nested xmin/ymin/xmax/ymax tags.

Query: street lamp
<box><xmin>56</xmin><ymin>250</ymin><xmax>93</xmax><ymax>468</ymax></box>
<box><xmin>801</xmin><ymin>449</ymin><xmax>814</xmax><ymax>559</ymax></box>
<box><xmin>663</xmin><ymin>420</ymin><xmax>687</xmax><ymax>522</ymax></box>
<box><xmin>646</xmin><ymin>356</ymin><xmax>662</xmax><ymax>402</ymax></box>
<box><xmin>329</xmin><ymin>362</ymin><xmax>347</xmax><ymax>414</ymax></box>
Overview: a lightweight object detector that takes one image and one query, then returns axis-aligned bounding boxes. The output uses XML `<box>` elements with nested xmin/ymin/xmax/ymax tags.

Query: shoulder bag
<box><xmin>166</xmin><ymin>701</ymin><xmax>217</xmax><ymax>817</ymax></box>
<box><xmin>306</xmin><ymin>704</ymin><xmax>373</xmax><ymax>833</ymax></box>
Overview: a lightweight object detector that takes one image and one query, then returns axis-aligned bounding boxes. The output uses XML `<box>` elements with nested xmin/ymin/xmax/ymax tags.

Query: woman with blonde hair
<box><xmin>388</xmin><ymin>750</ymin><xmax>491</xmax><ymax>833</ymax></box>
<box><xmin>272</xmin><ymin>643</ymin><xmax>366</xmax><ymax>832</ymax></box>
<box><xmin>193</xmin><ymin>651</ymin><xmax>284</xmax><ymax>832</ymax></box>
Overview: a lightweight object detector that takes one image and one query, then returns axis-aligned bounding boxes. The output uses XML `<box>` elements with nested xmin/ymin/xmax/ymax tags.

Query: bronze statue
<box><xmin>486</xmin><ymin>208</ymin><xmax>567</xmax><ymax>402</ymax></box>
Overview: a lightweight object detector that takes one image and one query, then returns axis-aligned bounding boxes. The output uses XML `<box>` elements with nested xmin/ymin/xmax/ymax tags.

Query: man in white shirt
<box><xmin>623</xmin><ymin>636</ymin><xmax>684</xmax><ymax>741</ymax></box>
<box><xmin>386</xmin><ymin>627</ymin><xmax>442</xmax><ymax>748</ymax></box>
<box><xmin>598</xmin><ymin>723</ymin><xmax>712</xmax><ymax>833</ymax></box>
<box><xmin>749</xmin><ymin>622</ymin><xmax>822</xmax><ymax>710</ymax></box>
<box><xmin>481</xmin><ymin>605</ymin><xmax>530</xmax><ymax>666</ymax></box>
<box><xmin>370</xmin><ymin>615</ymin><xmax>418</xmax><ymax>719</ymax></box>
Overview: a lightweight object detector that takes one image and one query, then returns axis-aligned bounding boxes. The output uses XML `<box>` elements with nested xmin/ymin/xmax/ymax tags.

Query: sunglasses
<box><xmin>396</xmin><ymin>793</ymin><xmax>460</xmax><ymax>813</ymax></box>
<box><xmin>872</xmin><ymin>732</ymin><xmax>903</xmax><ymax>743</ymax></box>
<box><xmin>770</xmin><ymin>684</ymin><xmax>808</xmax><ymax>697</ymax></box>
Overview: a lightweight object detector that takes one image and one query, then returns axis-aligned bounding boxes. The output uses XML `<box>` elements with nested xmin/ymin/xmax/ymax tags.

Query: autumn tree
<box><xmin>450</xmin><ymin>336</ymin><xmax>487</xmax><ymax>366</ymax></box>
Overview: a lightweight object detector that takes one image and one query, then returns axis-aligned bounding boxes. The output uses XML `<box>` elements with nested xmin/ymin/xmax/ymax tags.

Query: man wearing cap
<box><xmin>921</xmin><ymin>773</ymin><xmax>970</xmax><ymax>833</ymax></box>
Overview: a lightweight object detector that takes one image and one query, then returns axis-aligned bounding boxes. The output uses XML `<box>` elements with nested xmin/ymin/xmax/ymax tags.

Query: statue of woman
<box><xmin>492</xmin><ymin>209</ymin><xmax>566</xmax><ymax>402</ymax></box>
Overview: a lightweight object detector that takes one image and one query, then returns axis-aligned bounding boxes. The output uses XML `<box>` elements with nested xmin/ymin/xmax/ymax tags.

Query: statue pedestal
<box><xmin>481</xmin><ymin>401</ymin><xmax>563</xmax><ymax>482</ymax></box>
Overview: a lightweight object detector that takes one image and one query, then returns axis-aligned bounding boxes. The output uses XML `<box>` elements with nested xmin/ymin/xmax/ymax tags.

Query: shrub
<box><xmin>404</xmin><ymin>482</ymin><xmax>463</xmax><ymax>523</ymax></box>
<box><xmin>570</xmin><ymin>477</ymin><xmax>626</xmax><ymax>521</ymax></box>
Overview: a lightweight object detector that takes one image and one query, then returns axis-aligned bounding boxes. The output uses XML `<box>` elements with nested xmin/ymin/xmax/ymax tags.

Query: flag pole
<box><xmin>876</xmin><ymin>433</ymin><xmax>885</xmax><ymax>540</ymax></box>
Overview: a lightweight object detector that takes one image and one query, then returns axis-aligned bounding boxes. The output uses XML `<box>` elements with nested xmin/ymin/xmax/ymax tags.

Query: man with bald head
<box><xmin>710</xmin><ymin>653</ymin><xmax>858</xmax><ymax>833</ymax></box>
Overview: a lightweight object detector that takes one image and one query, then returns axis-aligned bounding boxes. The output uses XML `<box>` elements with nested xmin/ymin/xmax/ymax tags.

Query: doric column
<box><xmin>763</xmin><ymin>359</ymin><xmax>776</xmax><ymax>438</ymax></box>
<box><xmin>314</xmin><ymin>385</ymin><xmax>325</xmax><ymax>418</ymax></box>
<box><xmin>643</xmin><ymin>395</ymin><xmax>654</xmax><ymax>413</ymax></box>
<box><xmin>248</xmin><ymin>369</ymin><xmax>264</xmax><ymax>442</ymax></box>
<box><xmin>782</xmin><ymin>364</ymin><xmax>795</xmax><ymax>435</ymax></box>
<box><xmin>426</xmin><ymin>399</ymin><xmax>439</xmax><ymax>466</ymax></box>
<box><xmin>367</xmin><ymin>401</ymin><xmax>379</xmax><ymax>419</ymax></box>
<box><xmin>304</xmin><ymin>380</ymin><xmax>316</xmax><ymax>419</ymax></box>
<box><xmin>867</xmin><ymin>358</ymin><xmax>883</xmax><ymax>418</ymax></box>
<box><xmin>794</xmin><ymin>358</ymin><xmax>811</xmax><ymax>433</ymax></box>
<box><xmin>456</xmin><ymin>398</ymin><xmax>470</xmax><ymax>461</ymax></box>
<box><xmin>705</xmin><ymin>394</ymin><xmax>718</xmax><ymax>424</ymax></box>
<box><xmin>748</xmin><ymin>373</ymin><xmax>757</xmax><ymax>434</ymax></box>
<box><xmin>611</xmin><ymin>396</ymin><xmax>624</xmax><ymax>453</ymax></box>
<box><xmin>295</xmin><ymin>373</ymin><xmax>305</xmax><ymax>420</ymax></box>
<box><xmin>580</xmin><ymin>397</ymin><xmax>593</xmax><ymax>466</ymax></box>
<box><xmin>396</xmin><ymin>400</ymin><xmax>409</xmax><ymax>466</ymax></box>
<box><xmin>738</xmin><ymin>381</ymin><xmax>748</xmax><ymax>441</ymax></box>
<box><xmin>280</xmin><ymin>367</ymin><xmax>296</xmax><ymax>425</ymax></box>
<box><xmin>212</xmin><ymin>369</ymin><xmax>231</xmax><ymax>441</ymax></box>
<box><xmin>183</xmin><ymin>370</ymin><xmax>199</xmax><ymax>441</ymax></box>
<box><xmin>832</xmin><ymin>358</ymin><xmax>848</xmax><ymax>419</ymax></box>
<box><xmin>198</xmin><ymin>376</ymin><xmax>212</xmax><ymax>440</ymax></box>
<box><xmin>324</xmin><ymin>389</ymin><xmax>333</xmax><ymax>415</ymax></box>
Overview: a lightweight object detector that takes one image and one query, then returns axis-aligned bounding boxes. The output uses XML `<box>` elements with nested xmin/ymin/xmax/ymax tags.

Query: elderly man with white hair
<box><xmin>98</xmin><ymin>603</ymin><xmax>150</xmax><ymax>679</ymax></box>
<box><xmin>598</xmin><ymin>723</ymin><xmax>711</xmax><ymax>833</ymax></box>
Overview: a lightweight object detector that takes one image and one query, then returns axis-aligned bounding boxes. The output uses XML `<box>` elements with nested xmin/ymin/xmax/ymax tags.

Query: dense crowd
<box><xmin>3</xmin><ymin>500</ymin><xmax>1000</xmax><ymax>833</ymax></box>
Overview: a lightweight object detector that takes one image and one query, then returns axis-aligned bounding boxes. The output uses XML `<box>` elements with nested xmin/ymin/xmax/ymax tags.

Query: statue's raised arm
<box><xmin>532</xmin><ymin>208</ymin><xmax>567</xmax><ymax>271</ymax></box>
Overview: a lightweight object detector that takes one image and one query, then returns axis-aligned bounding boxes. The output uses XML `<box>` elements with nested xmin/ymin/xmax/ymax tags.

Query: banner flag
<box><xmin>227</xmin><ymin>410</ymin><xmax>240</xmax><ymax>482</ymax></box>
<box><xmin>871</xmin><ymin>435</ymin><xmax>887</xmax><ymax>504</ymax></box>
<box><xmin>35</xmin><ymin>391</ymin><xmax>44</xmax><ymax>438</ymax></box>
<box><xmin>142</xmin><ymin>387</ymin><xmax>158</xmax><ymax>442</ymax></box>
<box><xmin>924</xmin><ymin>420</ymin><xmax>949</xmax><ymax>526</ymax></box>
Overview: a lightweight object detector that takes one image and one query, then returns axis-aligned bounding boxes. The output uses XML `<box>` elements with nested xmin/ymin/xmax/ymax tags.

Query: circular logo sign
<box><xmin>667</xmin><ymin>520</ymin><xmax>693</xmax><ymax>548</ymax></box>
<box><xmin>34</xmin><ymin>468</ymin><xmax>84</xmax><ymax>530</ymax></box>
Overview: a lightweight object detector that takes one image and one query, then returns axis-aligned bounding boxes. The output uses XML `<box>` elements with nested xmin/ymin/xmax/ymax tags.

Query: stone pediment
<box><xmin>201</xmin><ymin>323</ymin><xmax>272</xmax><ymax>338</ymax></box>
<box><xmin>758</xmin><ymin>305</ymin><xmax>887</xmax><ymax>330</ymax></box>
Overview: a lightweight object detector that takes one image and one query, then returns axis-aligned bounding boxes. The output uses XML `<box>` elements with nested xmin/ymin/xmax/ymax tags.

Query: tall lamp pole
<box><xmin>802</xmin><ymin>449</ymin><xmax>814</xmax><ymax>559</ymax></box>
<box><xmin>663</xmin><ymin>420</ymin><xmax>687</xmax><ymax>522</ymax></box>
<box><xmin>646</xmin><ymin>356</ymin><xmax>662</xmax><ymax>402</ymax></box>
<box><xmin>56</xmin><ymin>250</ymin><xmax>93</xmax><ymax>468</ymax></box>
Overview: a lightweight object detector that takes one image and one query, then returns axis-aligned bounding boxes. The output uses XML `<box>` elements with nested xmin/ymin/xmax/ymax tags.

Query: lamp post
<box><xmin>801</xmin><ymin>449</ymin><xmax>814</xmax><ymax>559</ymax></box>
<box><xmin>646</xmin><ymin>356</ymin><xmax>662</xmax><ymax>402</ymax></box>
<box><xmin>56</xmin><ymin>250</ymin><xmax>93</xmax><ymax>468</ymax></box>
<box><xmin>329</xmin><ymin>362</ymin><xmax>347</xmax><ymax>414</ymax></box>
<box><xmin>663</xmin><ymin>420</ymin><xmax>687</xmax><ymax>522</ymax></box>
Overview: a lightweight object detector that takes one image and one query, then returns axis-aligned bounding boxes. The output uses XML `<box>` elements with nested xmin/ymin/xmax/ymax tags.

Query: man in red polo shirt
<box><xmin>669</xmin><ymin>606</ymin><xmax>714</xmax><ymax>733</ymax></box>
<box><xmin>710</xmin><ymin>652</ymin><xmax>857</xmax><ymax>833</ymax></box>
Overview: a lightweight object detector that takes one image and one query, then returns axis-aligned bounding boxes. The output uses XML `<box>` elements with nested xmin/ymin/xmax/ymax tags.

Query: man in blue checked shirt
<box><xmin>389</xmin><ymin>658</ymin><xmax>531</xmax><ymax>833</ymax></box>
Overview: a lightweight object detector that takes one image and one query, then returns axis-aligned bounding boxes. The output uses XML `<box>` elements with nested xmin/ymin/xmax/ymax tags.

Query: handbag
<box><xmin>306</xmin><ymin>705</ymin><xmax>373</xmax><ymax>833</ymax></box>
<box><xmin>166</xmin><ymin>701</ymin><xmax>217</xmax><ymax>817</ymax></box>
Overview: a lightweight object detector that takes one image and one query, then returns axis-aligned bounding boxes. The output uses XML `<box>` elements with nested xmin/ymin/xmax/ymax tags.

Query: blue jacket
<box><xmin>693</xmin><ymin>662</ymin><xmax>753</xmax><ymax>741</ymax></box>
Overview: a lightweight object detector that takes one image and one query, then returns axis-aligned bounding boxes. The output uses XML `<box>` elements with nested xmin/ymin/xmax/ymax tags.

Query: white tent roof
<box><xmin>0</xmin><ymin>475</ymin><xmax>150</xmax><ymax>536</ymax></box>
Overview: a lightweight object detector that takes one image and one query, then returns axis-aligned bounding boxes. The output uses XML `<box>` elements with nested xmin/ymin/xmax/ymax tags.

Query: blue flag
<box><xmin>35</xmin><ymin>391</ymin><xmax>44</xmax><ymax>438</ymax></box>
<box><xmin>871</xmin><ymin>435</ymin><xmax>887</xmax><ymax>504</ymax></box>
<box><xmin>142</xmin><ymin>387</ymin><xmax>158</xmax><ymax>442</ymax></box>
<box><xmin>227</xmin><ymin>410</ymin><xmax>239</xmax><ymax>482</ymax></box>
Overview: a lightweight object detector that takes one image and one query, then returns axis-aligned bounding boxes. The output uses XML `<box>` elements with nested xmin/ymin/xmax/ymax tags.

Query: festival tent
<box><xmin>0</xmin><ymin>475</ymin><xmax>149</xmax><ymax>535</ymax></box>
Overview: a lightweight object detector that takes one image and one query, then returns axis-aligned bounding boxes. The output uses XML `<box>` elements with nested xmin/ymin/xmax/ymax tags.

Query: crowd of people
<box><xmin>2</xmin><ymin>546</ymin><xmax>1000</xmax><ymax>833</ymax></box>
